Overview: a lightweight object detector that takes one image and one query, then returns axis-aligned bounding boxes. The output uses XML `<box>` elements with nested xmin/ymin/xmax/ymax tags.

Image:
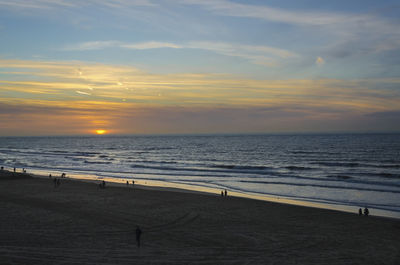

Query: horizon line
<box><xmin>1</xmin><ymin>131</ymin><xmax>399</xmax><ymax>138</ymax></box>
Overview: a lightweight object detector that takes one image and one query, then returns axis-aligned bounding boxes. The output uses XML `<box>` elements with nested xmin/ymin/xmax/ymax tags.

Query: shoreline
<box><xmin>3</xmin><ymin>166</ymin><xmax>400</xmax><ymax>220</ymax></box>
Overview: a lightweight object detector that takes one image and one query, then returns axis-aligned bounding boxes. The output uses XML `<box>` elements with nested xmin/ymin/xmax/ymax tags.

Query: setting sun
<box><xmin>95</xmin><ymin>129</ymin><xmax>107</xmax><ymax>135</ymax></box>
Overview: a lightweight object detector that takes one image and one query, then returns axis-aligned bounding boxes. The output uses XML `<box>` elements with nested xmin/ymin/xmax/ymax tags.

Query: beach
<box><xmin>0</xmin><ymin>170</ymin><xmax>399</xmax><ymax>265</ymax></box>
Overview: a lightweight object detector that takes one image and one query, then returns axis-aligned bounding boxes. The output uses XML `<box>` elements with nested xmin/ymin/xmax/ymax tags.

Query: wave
<box><xmin>348</xmin><ymin>172</ymin><xmax>400</xmax><ymax>180</ymax></box>
<box><xmin>377</xmin><ymin>173</ymin><xmax>400</xmax><ymax>179</ymax></box>
<box><xmin>0</xmin><ymin>149</ymin><xmax>100</xmax><ymax>158</ymax></box>
<box><xmin>238</xmin><ymin>180</ymin><xmax>400</xmax><ymax>194</ymax></box>
<box><xmin>312</xmin><ymin>161</ymin><xmax>400</xmax><ymax>170</ymax></box>
<box><xmin>128</xmin><ymin>159</ymin><xmax>178</xmax><ymax>165</ymax></box>
<box><xmin>84</xmin><ymin>160</ymin><xmax>112</xmax><ymax>165</ymax></box>
<box><xmin>325</xmin><ymin>175</ymin><xmax>352</xmax><ymax>180</ymax></box>
<box><xmin>127</xmin><ymin>161</ymin><xmax>324</xmax><ymax>174</ymax></box>
<box><xmin>380</xmin><ymin>165</ymin><xmax>400</xmax><ymax>169</ymax></box>
<box><xmin>312</xmin><ymin>161</ymin><xmax>360</xmax><ymax>167</ymax></box>
<box><xmin>128</xmin><ymin>163</ymin><xmax>283</xmax><ymax>177</ymax></box>
<box><xmin>290</xmin><ymin>151</ymin><xmax>341</xmax><ymax>155</ymax></box>
<box><xmin>285</xmin><ymin>166</ymin><xmax>315</xmax><ymax>171</ymax></box>
<box><xmin>142</xmin><ymin>147</ymin><xmax>177</xmax><ymax>151</ymax></box>
<box><xmin>207</xmin><ymin>182</ymin><xmax>400</xmax><ymax>213</ymax></box>
<box><xmin>210</xmin><ymin>164</ymin><xmax>273</xmax><ymax>170</ymax></box>
<box><xmin>380</xmin><ymin>159</ymin><xmax>400</xmax><ymax>164</ymax></box>
<box><xmin>68</xmin><ymin>157</ymin><xmax>84</xmax><ymax>162</ymax></box>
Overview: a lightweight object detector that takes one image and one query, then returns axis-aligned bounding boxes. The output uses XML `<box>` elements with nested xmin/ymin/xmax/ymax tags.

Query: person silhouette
<box><xmin>358</xmin><ymin>208</ymin><xmax>362</xmax><ymax>216</ymax></box>
<box><xmin>224</xmin><ymin>189</ymin><xmax>227</xmax><ymax>197</ymax></box>
<box><xmin>364</xmin><ymin>207</ymin><xmax>369</xmax><ymax>216</ymax></box>
<box><xmin>136</xmin><ymin>226</ymin><xmax>142</xmax><ymax>248</ymax></box>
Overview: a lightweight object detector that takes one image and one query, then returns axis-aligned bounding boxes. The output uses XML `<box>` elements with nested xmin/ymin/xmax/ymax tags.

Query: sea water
<box><xmin>1</xmin><ymin>134</ymin><xmax>399</xmax><ymax>217</ymax></box>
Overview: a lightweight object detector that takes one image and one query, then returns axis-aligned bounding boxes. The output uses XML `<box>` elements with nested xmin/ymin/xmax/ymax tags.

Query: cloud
<box><xmin>0</xmin><ymin>0</ymin><xmax>74</xmax><ymax>9</ymax></box>
<box><xmin>186</xmin><ymin>41</ymin><xmax>297</xmax><ymax>66</ymax></box>
<box><xmin>63</xmin><ymin>40</ymin><xmax>298</xmax><ymax>66</ymax></box>
<box><xmin>63</xmin><ymin>41</ymin><xmax>183</xmax><ymax>51</ymax></box>
<box><xmin>0</xmin><ymin>0</ymin><xmax>371</xmax><ymax>26</ymax></box>
<box><xmin>178</xmin><ymin>0</ymin><xmax>366</xmax><ymax>26</ymax></box>
<box><xmin>2</xmin><ymin>59</ymin><xmax>400</xmax><ymax>108</ymax></box>
<box><xmin>0</xmin><ymin>0</ymin><xmax>154</xmax><ymax>10</ymax></box>
<box><xmin>1</xmin><ymin>58</ymin><xmax>400</xmax><ymax>135</ymax></box>
<box><xmin>366</xmin><ymin>110</ymin><xmax>400</xmax><ymax>119</ymax></box>
<box><xmin>76</xmin><ymin>90</ymin><xmax>91</xmax><ymax>96</ymax></box>
<box><xmin>64</xmin><ymin>41</ymin><xmax>122</xmax><ymax>51</ymax></box>
<box><xmin>0</xmin><ymin>100</ymin><xmax>116</xmax><ymax>135</ymax></box>
<box><xmin>4</xmin><ymin>0</ymin><xmax>399</xmax><ymax>71</ymax></box>
<box><xmin>2</xmin><ymin>100</ymin><xmax>399</xmax><ymax>136</ymax></box>
<box><xmin>177</xmin><ymin>0</ymin><xmax>400</xmax><ymax>62</ymax></box>
<box><xmin>120</xmin><ymin>41</ymin><xmax>182</xmax><ymax>50</ymax></box>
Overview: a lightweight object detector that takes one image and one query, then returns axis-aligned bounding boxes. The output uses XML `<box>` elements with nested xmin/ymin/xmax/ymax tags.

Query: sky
<box><xmin>0</xmin><ymin>0</ymin><xmax>400</xmax><ymax>136</ymax></box>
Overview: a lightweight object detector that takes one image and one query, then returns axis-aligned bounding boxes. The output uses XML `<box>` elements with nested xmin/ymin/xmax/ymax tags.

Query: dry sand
<box><xmin>0</xmin><ymin>170</ymin><xmax>399</xmax><ymax>265</ymax></box>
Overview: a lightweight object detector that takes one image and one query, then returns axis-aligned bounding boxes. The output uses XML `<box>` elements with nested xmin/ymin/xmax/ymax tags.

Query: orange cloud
<box><xmin>1</xmin><ymin>59</ymin><xmax>400</xmax><ymax>135</ymax></box>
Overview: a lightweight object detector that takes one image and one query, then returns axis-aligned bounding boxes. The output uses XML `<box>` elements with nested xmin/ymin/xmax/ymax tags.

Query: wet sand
<box><xmin>0</xmin><ymin>170</ymin><xmax>399</xmax><ymax>264</ymax></box>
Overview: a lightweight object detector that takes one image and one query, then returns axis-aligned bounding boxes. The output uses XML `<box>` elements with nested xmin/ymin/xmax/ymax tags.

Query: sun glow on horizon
<box><xmin>95</xmin><ymin>129</ymin><xmax>107</xmax><ymax>135</ymax></box>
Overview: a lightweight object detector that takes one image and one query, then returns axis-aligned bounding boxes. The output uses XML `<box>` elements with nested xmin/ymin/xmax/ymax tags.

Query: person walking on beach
<box><xmin>136</xmin><ymin>226</ymin><xmax>142</xmax><ymax>248</ymax></box>
<box><xmin>364</xmin><ymin>207</ymin><xmax>369</xmax><ymax>216</ymax></box>
<box><xmin>358</xmin><ymin>208</ymin><xmax>362</xmax><ymax>216</ymax></box>
<box><xmin>224</xmin><ymin>189</ymin><xmax>227</xmax><ymax>197</ymax></box>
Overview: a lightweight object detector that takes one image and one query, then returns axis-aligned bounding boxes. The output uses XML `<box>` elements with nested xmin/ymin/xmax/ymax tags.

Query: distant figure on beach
<box><xmin>49</xmin><ymin>174</ymin><xmax>52</xmax><ymax>178</ymax></box>
<box><xmin>224</xmin><ymin>189</ymin><xmax>227</xmax><ymax>197</ymax></box>
<box><xmin>126</xmin><ymin>181</ymin><xmax>129</xmax><ymax>186</ymax></box>
<box><xmin>98</xmin><ymin>180</ymin><xmax>106</xmax><ymax>189</ymax></box>
<box><xmin>136</xmin><ymin>226</ymin><xmax>142</xmax><ymax>248</ymax></box>
<box><xmin>364</xmin><ymin>207</ymin><xmax>369</xmax><ymax>216</ymax></box>
<box><xmin>1</xmin><ymin>166</ymin><xmax>3</xmax><ymax>170</ymax></box>
<box><xmin>132</xmin><ymin>180</ymin><xmax>135</xmax><ymax>186</ymax></box>
<box><xmin>61</xmin><ymin>173</ymin><xmax>66</xmax><ymax>178</ymax></box>
<box><xmin>221</xmin><ymin>191</ymin><xmax>224</xmax><ymax>196</ymax></box>
<box><xmin>13</xmin><ymin>167</ymin><xmax>16</xmax><ymax>172</ymax></box>
<box><xmin>358</xmin><ymin>208</ymin><xmax>362</xmax><ymax>216</ymax></box>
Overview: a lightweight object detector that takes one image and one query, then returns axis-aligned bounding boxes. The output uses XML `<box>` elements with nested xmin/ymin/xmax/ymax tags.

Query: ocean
<box><xmin>1</xmin><ymin>134</ymin><xmax>399</xmax><ymax>218</ymax></box>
